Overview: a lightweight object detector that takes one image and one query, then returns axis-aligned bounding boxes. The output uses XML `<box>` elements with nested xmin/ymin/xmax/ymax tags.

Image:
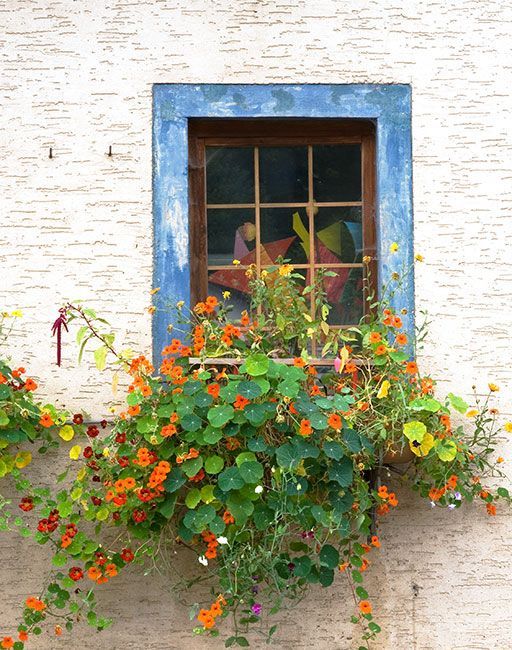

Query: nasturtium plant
<box><xmin>0</xmin><ymin>262</ymin><xmax>510</xmax><ymax>650</ymax></box>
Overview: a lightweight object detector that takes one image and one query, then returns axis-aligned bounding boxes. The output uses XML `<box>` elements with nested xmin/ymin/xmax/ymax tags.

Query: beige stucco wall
<box><xmin>1</xmin><ymin>1</ymin><xmax>512</xmax><ymax>648</ymax></box>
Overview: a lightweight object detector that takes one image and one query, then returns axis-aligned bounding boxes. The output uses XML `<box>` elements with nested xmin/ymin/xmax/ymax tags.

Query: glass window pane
<box><xmin>207</xmin><ymin>209</ymin><xmax>255</xmax><ymax>266</ymax></box>
<box><xmin>313</xmin><ymin>207</ymin><xmax>362</xmax><ymax>264</ymax></box>
<box><xmin>321</xmin><ymin>267</ymin><xmax>364</xmax><ymax>325</ymax></box>
<box><xmin>260</xmin><ymin>208</ymin><xmax>309</xmax><ymax>264</ymax></box>
<box><xmin>259</xmin><ymin>146</ymin><xmax>308</xmax><ymax>203</ymax></box>
<box><xmin>313</xmin><ymin>145</ymin><xmax>361</xmax><ymax>202</ymax></box>
<box><xmin>208</xmin><ymin>270</ymin><xmax>251</xmax><ymax>320</ymax></box>
<box><xmin>206</xmin><ymin>147</ymin><xmax>254</xmax><ymax>204</ymax></box>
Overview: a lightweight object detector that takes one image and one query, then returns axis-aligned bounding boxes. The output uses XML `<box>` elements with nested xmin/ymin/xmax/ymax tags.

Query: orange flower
<box><xmin>309</xmin><ymin>385</ymin><xmax>322</xmax><ymax>396</ymax></box>
<box><xmin>207</xmin><ymin>383</ymin><xmax>220</xmax><ymax>399</ymax></box>
<box><xmin>105</xmin><ymin>563</ymin><xmax>118</xmax><ymax>577</ymax></box>
<box><xmin>161</xmin><ymin>424</ymin><xmax>177</xmax><ymax>437</ymax></box>
<box><xmin>18</xmin><ymin>631</ymin><xmax>28</xmax><ymax>642</ymax></box>
<box><xmin>486</xmin><ymin>503</ymin><xmax>497</xmax><ymax>516</ymax></box>
<box><xmin>440</xmin><ymin>414</ymin><xmax>451</xmax><ymax>431</ymax></box>
<box><xmin>359</xmin><ymin>600</ymin><xmax>372</xmax><ymax>614</ymax></box>
<box><xmin>210</xmin><ymin>601</ymin><xmax>223</xmax><ymax>616</ymax></box>
<box><xmin>127</xmin><ymin>404</ymin><xmax>141</xmax><ymax>417</ymax></box>
<box><xmin>369</xmin><ymin>331</ymin><xmax>381</xmax><ymax>344</ymax></box>
<box><xmin>387</xmin><ymin>492</ymin><xmax>398</xmax><ymax>507</ymax></box>
<box><xmin>396</xmin><ymin>333</ymin><xmax>408</xmax><ymax>346</ymax></box>
<box><xmin>223</xmin><ymin>510</ymin><xmax>235</xmax><ymax>524</ymax></box>
<box><xmin>429</xmin><ymin>487</ymin><xmax>446</xmax><ymax>501</ymax></box>
<box><xmin>447</xmin><ymin>475</ymin><xmax>458</xmax><ymax>489</ymax></box>
<box><xmin>24</xmin><ymin>377</ymin><xmax>38</xmax><ymax>391</ymax></box>
<box><xmin>376</xmin><ymin>503</ymin><xmax>389</xmax><ymax>516</ymax></box>
<box><xmin>392</xmin><ymin>316</ymin><xmax>403</xmax><ymax>328</ymax></box>
<box><xmin>233</xmin><ymin>394</ymin><xmax>250</xmax><ymax>410</ymax></box>
<box><xmin>39</xmin><ymin>413</ymin><xmax>54</xmax><ymax>428</ymax></box>
<box><xmin>299</xmin><ymin>419</ymin><xmax>313</xmax><ymax>436</ymax></box>
<box><xmin>327</xmin><ymin>413</ymin><xmax>342</xmax><ymax>430</ymax></box>
<box><xmin>54</xmin><ymin>626</ymin><xmax>63</xmax><ymax>636</ymax></box>
<box><xmin>87</xmin><ymin>566</ymin><xmax>102</xmax><ymax>581</ymax></box>
<box><xmin>293</xmin><ymin>357</ymin><xmax>306</xmax><ymax>367</ymax></box>
<box><xmin>377</xmin><ymin>485</ymin><xmax>388</xmax><ymax>498</ymax></box>
<box><xmin>375</xmin><ymin>345</ymin><xmax>387</xmax><ymax>356</ymax></box>
<box><xmin>140</xmin><ymin>384</ymin><xmax>152</xmax><ymax>397</ymax></box>
<box><xmin>25</xmin><ymin>597</ymin><xmax>46</xmax><ymax>611</ymax></box>
<box><xmin>404</xmin><ymin>361</ymin><xmax>418</xmax><ymax>375</ymax></box>
<box><xmin>345</xmin><ymin>362</ymin><xmax>357</xmax><ymax>374</ymax></box>
<box><xmin>240</xmin><ymin>312</ymin><xmax>250</xmax><ymax>326</ymax></box>
<box><xmin>1</xmin><ymin>638</ymin><xmax>14</xmax><ymax>649</ymax></box>
<box><xmin>371</xmin><ymin>535</ymin><xmax>381</xmax><ymax>548</ymax></box>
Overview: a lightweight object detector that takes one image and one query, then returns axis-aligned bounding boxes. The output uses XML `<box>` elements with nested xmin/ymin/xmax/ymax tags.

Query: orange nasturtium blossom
<box><xmin>371</xmin><ymin>535</ymin><xmax>381</xmax><ymax>548</ymax></box>
<box><xmin>293</xmin><ymin>357</ymin><xmax>306</xmax><ymax>367</ymax></box>
<box><xmin>359</xmin><ymin>600</ymin><xmax>372</xmax><ymax>614</ymax></box>
<box><xmin>299</xmin><ymin>419</ymin><xmax>313</xmax><ymax>436</ymax></box>
<box><xmin>374</xmin><ymin>345</ymin><xmax>387</xmax><ymax>356</ymax></box>
<box><xmin>39</xmin><ymin>413</ymin><xmax>54</xmax><ymax>428</ymax></box>
<box><xmin>24</xmin><ymin>377</ymin><xmax>38</xmax><ymax>391</ymax></box>
<box><xmin>25</xmin><ymin>597</ymin><xmax>46</xmax><ymax>611</ymax></box>
<box><xmin>18</xmin><ymin>631</ymin><xmax>28</xmax><ymax>642</ymax></box>
<box><xmin>405</xmin><ymin>361</ymin><xmax>418</xmax><ymax>375</ymax></box>
<box><xmin>327</xmin><ymin>413</ymin><xmax>342</xmax><ymax>430</ymax></box>
<box><xmin>369</xmin><ymin>331</ymin><xmax>381</xmax><ymax>344</ymax></box>
<box><xmin>396</xmin><ymin>333</ymin><xmax>408</xmax><ymax>346</ymax></box>
<box><xmin>1</xmin><ymin>637</ymin><xmax>14</xmax><ymax>649</ymax></box>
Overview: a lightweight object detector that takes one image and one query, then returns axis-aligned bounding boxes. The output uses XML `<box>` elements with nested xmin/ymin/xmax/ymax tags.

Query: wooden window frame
<box><xmin>188</xmin><ymin>118</ymin><xmax>377</xmax><ymax>329</ymax></box>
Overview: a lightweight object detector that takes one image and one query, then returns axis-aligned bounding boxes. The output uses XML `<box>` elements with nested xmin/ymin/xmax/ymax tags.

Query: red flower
<box><xmin>132</xmin><ymin>509</ymin><xmax>147</xmax><ymax>524</ymax></box>
<box><xmin>19</xmin><ymin>497</ymin><xmax>34</xmax><ymax>512</ymax></box>
<box><xmin>73</xmin><ymin>413</ymin><xmax>84</xmax><ymax>425</ymax></box>
<box><xmin>69</xmin><ymin>567</ymin><xmax>84</xmax><ymax>581</ymax></box>
<box><xmin>83</xmin><ymin>446</ymin><xmax>93</xmax><ymax>459</ymax></box>
<box><xmin>121</xmin><ymin>548</ymin><xmax>134</xmax><ymax>563</ymax></box>
<box><xmin>87</xmin><ymin>425</ymin><xmax>99</xmax><ymax>438</ymax></box>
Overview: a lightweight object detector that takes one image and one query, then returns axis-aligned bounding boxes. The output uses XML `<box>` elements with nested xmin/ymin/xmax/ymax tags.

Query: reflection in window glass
<box><xmin>206</xmin><ymin>147</ymin><xmax>254</xmax><ymax>204</ymax></box>
<box><xmin>207</xmin><ymin>270</ymin><xmax>251</xmax><ymax>320</ymax></box>
<box><xmin>313</xmin><ymin>207</ymin><xmax>362</xmax><ymax>264</ymax></box>
<box><xmin>323</xmin><ymin>268</ymin><xmax>364</xmax><ymax>325</ymax></box>
<box><xmin>313</xmin><ymin>144</ymin><xmax>361</xmax><ymax>202</ymax></box>
<box><xmin>260</xmin><ymin>208</ymin><xmax>309</xmax><ymax>264</ymax></box>
<box><xmin>207</xmin><ymin>209</ymin><xmax>255</xmax><ymax>266</ymax></box>
<box><xmin>259</xmin><ymin>147</ymin><xmax>308</xmax><ymax>203</ymax></box>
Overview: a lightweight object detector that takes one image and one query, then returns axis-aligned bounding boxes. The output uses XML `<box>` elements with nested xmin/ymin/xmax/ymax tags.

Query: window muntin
<box><xmin>189</xmin><ymin>119</ymin><xmax>376</xmax><ymax>341</ymax></box>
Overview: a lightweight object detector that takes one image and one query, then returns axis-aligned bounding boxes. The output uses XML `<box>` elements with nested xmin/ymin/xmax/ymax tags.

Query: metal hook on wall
<box><xmin>49</xmin><ymin>147</ymin><xmax>53</xmax><ymax>159</ymax></box>
<box><xmin>107</xmin><ymin>145</ymin><xmax>113</xmax><ymax>157</ymax></box>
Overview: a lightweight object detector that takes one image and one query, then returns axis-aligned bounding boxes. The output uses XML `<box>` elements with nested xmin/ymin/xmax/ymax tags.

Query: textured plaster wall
<box><xmin>1</xmin><ymin>1</ymin><xmax>512</xmax><ymax>649</ymax></box>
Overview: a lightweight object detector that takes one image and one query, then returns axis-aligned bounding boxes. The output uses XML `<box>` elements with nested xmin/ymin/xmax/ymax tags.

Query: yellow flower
<box><xmin>102</xmin><ymin>447</ymin><xmax>110</xmax><ymax>457</ymax></box>
<box><xmin>391</xmin><ymin>272</ymin><xmax>400</xmax><ymax>280</ymax></box>
<box><xmin>14</xmin><ymin>451</ymin><xmax>32</xmax><ymax>469</ymax></box>
<box><xmin>377</xmin><ymin>380</ymin><xmax>390</xmax><ymax>399</ymax></box>
<box><xmin>362</xmin><ymin>255</ymin><xmax>372</xmax><ymax>264</ymax></box>
<box><xmin>58</xmin><ymin>425</ymin><xmax>75</xmax><ymax>442</ymax></box>
<box><xmin>466</xmin><ymin>409</ymin><xmax>479</xmax><ymax>418</ymax></box>
<box><xmin>488</xmin><ymin>383</ymin><xmax>500</xmax><ymax>392</ymax></box>
<box><xmin>261</xmin><ymin>270</ymin><xmax>269</xmax><ymax>278</ymax></box>
<box><xmin>176</xmin><ymin>301</ymin><xmax>184</xmax><ymax>309</ymax></box>
<box><xmin>504</xmin><ymin>422</ymin><xmax>512</xmax><ymax>433</ymax></box>
<box><xmin>232</xmin><ymin>259</ymin><xmax>241</xmax><ymax>266</ymax></box>
<box><xmin>222</xmin><ymin>291</ymin><xmax>231</xmax><ymax>299</ymax></box>
<box><xmin>414</xmin><ymin>253</ymin><xmax>424</xmax><ymax>262</ymax></box>
<box><xmin>497</xmin><ymin>457</ymin><xmax>504</xmax><ymax>463</ymax></box>
<box><xmin>69</xmin><ymin>445</ymin><xmax>81</xmax><ymax>460</ymax></box>
<box><xmin>409</xmin><ymin>432</ymin><xmax>435</xmax><ymax>457</ymax></box>
<box><xmin>389</xmin><ymin>242</ymin><xmax>399</xmax><ymax>253</ymax></box>
<box><xmin>150</xmin><ymin>287</ymin><xmax>160</xmax><ymax>295</ymax></box>
<box><xmin>10</xmin><ymin>309</ymin><xmax>23</xmax><ymax>318</ymax></box>
<box><xmin>146</xmin><ymin>305</ymin><xmax>156</xmax><ymax>315</ymax></box>
<box><xmin>279</xmin><ymin>264</ymin><xmax>294</xmax><ymax>277</ymax></box>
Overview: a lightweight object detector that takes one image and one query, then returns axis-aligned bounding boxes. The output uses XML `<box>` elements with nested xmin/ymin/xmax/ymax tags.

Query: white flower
<box><xmin>254</xmin><ymin>485</ymin><xmax>263</xmax><ymax>494</ymax></box>
<box><xmin>198</xmin><ymin>555</ymin><xmax>208</xmax><ymax>566</ymax></box>
<box><xmin>217</xmin><ymin>536</ymin><xmax>228</xmax><ymax>545</ymax></box>
<box><xmin>430</xmin><ymin>501</ymin><xmax>436</xmax><ymax>508</ymax></box>
<box><xmin>448</xmin><ymin>504</ymin><xmax>456</xmax><ymax>510</ymax></box>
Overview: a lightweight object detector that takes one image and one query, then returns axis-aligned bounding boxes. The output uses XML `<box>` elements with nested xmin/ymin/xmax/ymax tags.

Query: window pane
<box><xmin>206</xmin><ymin>147</ymin><xmax>254</xmax><ymax>204</ymax></box>
<box><xmin>260</xmin><ymin>208</ymin><xmax>309</xmax><ymax>264</ymax></box>
<box><xmin>207</xmin><ymin>209</ymin><xmax>255</xmax><ymax>266</ymax></box>
<box><xmin>208</xmin><ymin>269</ymin><xmax>251</xmax><ymax>320</ymax></box>
<box><xmin>259</xmin><ymin>146</ymin><xmax>308</xmax><ymax>203</ymax></box>
<box><xmin>321</xmin><ymin>267</ymin><xmax>364</xmax><ymax>325</ymax></box>
<box><xmin>313</xmin><ymin>207</ymin><xmax>362</xmax><ymax>264</ymax></box>
<box><xmin>313</xmin><ymin>145</ymin><xmax>361</xmax><ymax>202</ymax></box>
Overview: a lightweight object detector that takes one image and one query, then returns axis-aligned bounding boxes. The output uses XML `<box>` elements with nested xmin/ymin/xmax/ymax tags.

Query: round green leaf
<box><xmin>182</xmin><ymin>456</ymin><xmax>203</xmax><ymax>478</ymax></box>
<box><xmin>218</xmin><ymin>466</ymin><xmax>245</xmax><ymax>491</ymax></box>
<box><xmin>207</xmin><ymin>404</ymin><xmax>234</xmax><ymax>428</ymax></box>
<box><xmin>205</xmin><ymin>455</ymin><xmax>224</xmax><ymax>474</ymax></box>
<box><xmin>185</xmin><ymin>488</ymin><xmax>201</xmax><ymax>509</ymax></box>
<box><xmin>239</xmin><ymin>461</ymin><xmax>264</xmax><ymax>484</ymax></box>
<box><xmin>244</xmin><ymin>353</ymin><xmax>270</xmax><ymax>376</ymax></box>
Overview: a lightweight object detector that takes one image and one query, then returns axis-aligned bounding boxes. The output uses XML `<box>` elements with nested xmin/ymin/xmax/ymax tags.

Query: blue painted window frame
<box><xmin>152</xmin><ymin>83</ymin><xmax>413</xmax><ymax>364</ymax></box>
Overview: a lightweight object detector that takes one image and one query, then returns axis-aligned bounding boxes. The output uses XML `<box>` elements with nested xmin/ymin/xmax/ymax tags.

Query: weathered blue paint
<box><xmin>152</xmin><ymin>84</ymin><xmax>413</xmax><ymax>364</ymax></box>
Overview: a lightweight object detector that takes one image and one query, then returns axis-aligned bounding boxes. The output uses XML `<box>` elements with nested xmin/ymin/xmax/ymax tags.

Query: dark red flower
<box><xmin>100</xmin><ymin>419</ymin><xmax>108</xmax><ymax>429</ymax></box>
<box><xmin>19</xmin><ymin>497</ymin><xmax>34</xmax><ymax>512</ymax></box>
<box><xmin>69</xmin><ymin>567</ymin><xmax>84</xmax><ymax>581</ymax></box>
<box><xmin>115</xmin><ymin>432</ymin><xmax>126</xmax><ymax>444</ymax></box>
<box><xmin>118</xmin><ymin>456</ymin><xmax>129</xmax><ymax>468</ymax></box>
<box><xmin>121</xmin><ymin>548</ymin><xmax>134</xmax><ymax>563</ymax></box>
<box><xmin>83</xmin><ymin>446</ymin><xmax>93</xmax><ymax>459</ymax></box>
<box><xmin>86</xmin><ymin>425</ymin><xmax>99</xmax><ymax>438</ymax></box>
<box><xmin>91</xmin><ymin>496</ymin><xmax>102</xmax><ymax>506</ymax></box>
<box><xmin>132</xmin><ymin>509</ymin><xmax>147</xmax><ymax>524</ymax></box>
<box><xmin>73</xmin><ymin>413</ymin><xmax>84</xmax><ymax>425</ymax></box>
